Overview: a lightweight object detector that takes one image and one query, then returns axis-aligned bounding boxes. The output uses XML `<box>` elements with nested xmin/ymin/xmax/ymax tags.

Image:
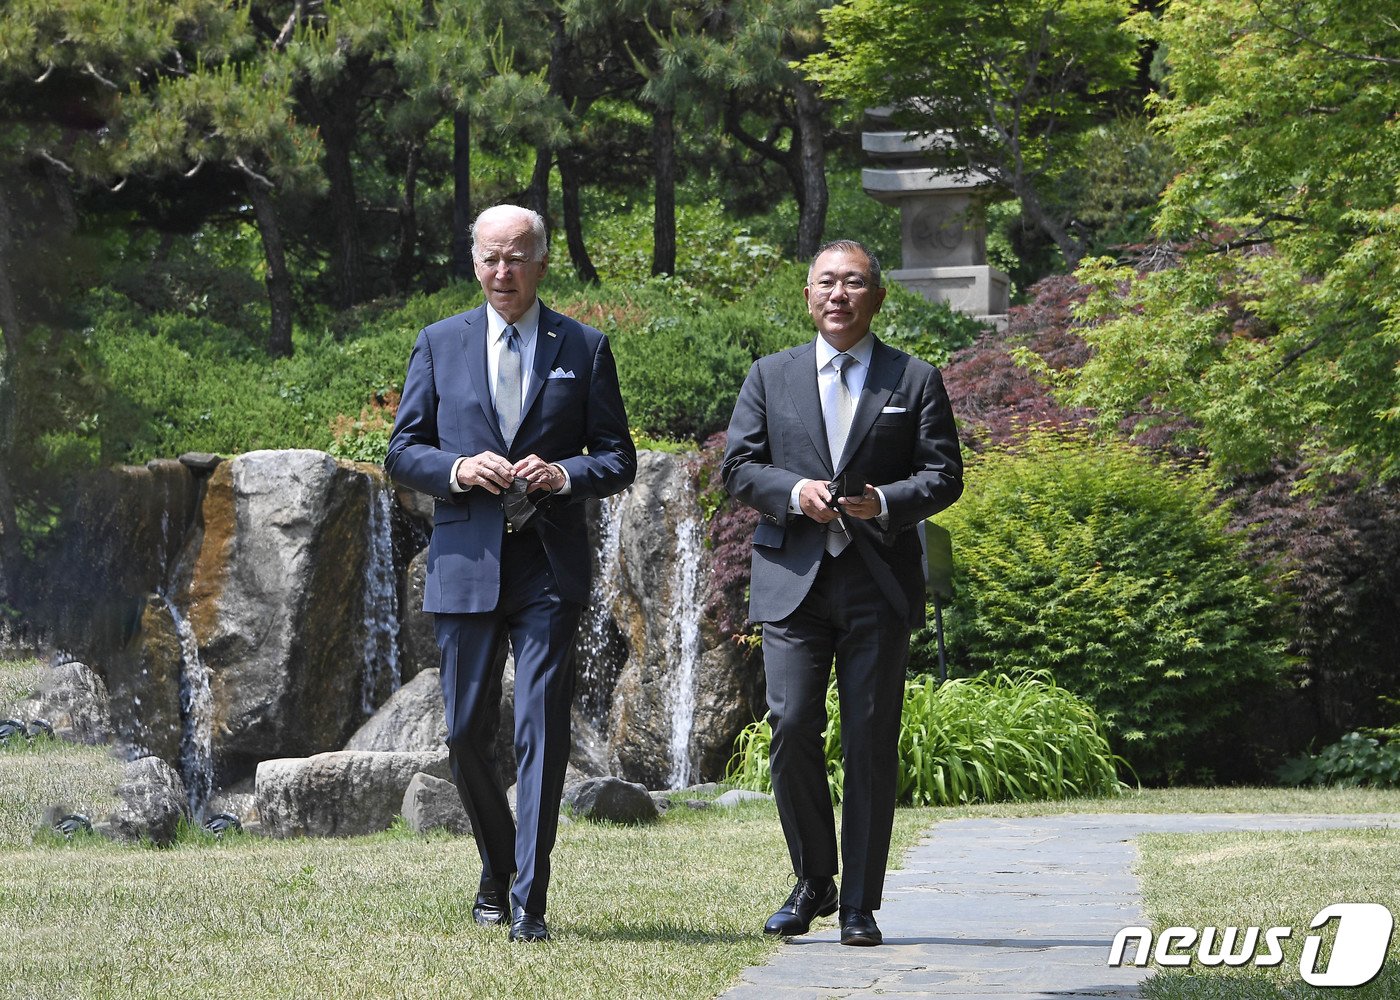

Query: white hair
<box><xmin>470</xmin><ymin>205</ymin><xmax>548</xmax><ymax>261</ymax></box>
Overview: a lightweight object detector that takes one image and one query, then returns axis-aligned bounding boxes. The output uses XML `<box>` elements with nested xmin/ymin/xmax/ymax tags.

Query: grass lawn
<box><xmin>1137</xmin><ymin>828</ymin><xmax>1400</xmax><ymax>1000</ymax></box>
<box><xmin>3</xmin><ymin>651</ymin><xmax>1397</xmax><ymax>999</ymax></box>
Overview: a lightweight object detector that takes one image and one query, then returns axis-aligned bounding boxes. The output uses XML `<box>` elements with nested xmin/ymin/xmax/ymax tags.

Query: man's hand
<box><xmin>455</xmin><ymin>451</ymin><xmax>514</xmax><ymax>494</ymax></box>
<box><xmin>798</xmin><ymin>480</ymin><xmax>842</xmax><ymax>523</ymax></box>
<box><xmin>837</xmin><ymin>484</ymin><xmax>881</xmax><ymax>521</ymax></box>
<box><xmin>513</xmin><ymin>455</ymin><xmax>566</xmax><ymax>494</ymax></box>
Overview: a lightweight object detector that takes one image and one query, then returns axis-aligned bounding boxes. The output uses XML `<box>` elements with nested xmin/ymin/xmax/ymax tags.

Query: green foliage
<box><xmin>74</xmin><ymin>256</ymin><xmax>980</xmax><ymax>457</ymax></box>
<box><xmin>728</xmin><ymin>672</ymin><xmax>1124</xmax><ymax>806</ymax></box>
<box><xmin>1057</xmin><ymin>116</ymin><xmax>1177</xmax><ymax>254</ymax></box>
<box><xmin>804</xmin><ymin>0</ymin><xmax>1143</xmax><ymax>263</ymax></box>
<box><xmin>1057</xmin><ymin>0</ymin><xmax>1400</xmax><ymax>482</ymax></box>
<box><xmin>566</xmin><ymin>195</ymin><xmax>786</xmax><ymax>299</ymax></box>
<box><xmin>928</xmin><ymin>432</ymin><xmax>1290</xmax><ymax>784</ymax></box>
<box><xmin>1278</xmin><ymin>732</ymin><xmax>1400</xmax><ymax>790</ymax></box>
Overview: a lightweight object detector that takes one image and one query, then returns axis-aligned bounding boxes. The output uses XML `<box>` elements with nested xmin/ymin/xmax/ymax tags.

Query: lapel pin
<box><xmin>546</xmin><ymin>330</ymin><xmax>557</xmax><ymax>338</ymax></box>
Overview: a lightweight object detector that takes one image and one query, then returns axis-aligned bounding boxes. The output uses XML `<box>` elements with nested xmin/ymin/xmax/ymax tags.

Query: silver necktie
<box><xmin>826</xmin><ymin>352</ymin><xmax>855</xmax><ymax>468</ymax></box>
<box><xmin>825</xmin><ymin>352</ymin><xmax>855</xmax><ymax>556</ymax></box>
<box><xmin>496</xmin><ymin>325</ymin><xmax>523</xmax><ymax>445</ymax></box>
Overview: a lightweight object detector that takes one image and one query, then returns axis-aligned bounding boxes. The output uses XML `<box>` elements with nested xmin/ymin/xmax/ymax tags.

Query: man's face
<box><xmin>473</xmin><ymin>212</ymin><xmax>548</xmax><ymax>324</ymax></box>
<box><xmin>804</xmin><ymin>248</ymin><xmax>886</xmax><ymax>350</ymax></box>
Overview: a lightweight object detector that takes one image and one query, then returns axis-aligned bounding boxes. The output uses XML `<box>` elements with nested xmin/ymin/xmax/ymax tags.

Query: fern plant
<box><xmin>728</xmin><ymin>672</ymin><xmax>1124</xmax><ymax>806</ymax></box>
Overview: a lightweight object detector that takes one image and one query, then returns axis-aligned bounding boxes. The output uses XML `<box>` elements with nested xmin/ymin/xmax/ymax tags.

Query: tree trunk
<box><xmin>792</xmin><ymin>80</ymin><xmax>829</xmax><ymax>260</ymax></box>
<box><xmin>248</xmin><ymin>180</ymin><xmax>295</xmax><ymax>358</ymax></box>
<box><xmin>1017</xmin><ymin>178</ymin><xmax>1083</xmax><ymax>267</ymax></box>
<box><xmin>302</xmin><ymin>69</ymin><xmax>366</xmax><ymax>313</ymax></box>
<box><xmin>0</xmin><ymin>186</ymin><xmax>26</xmax><ymax>605</ymax></box>
<box><xmin>651</xmin><ymin>104</ymin><xmax>676</xmax><ymax>277</ymax></box>
<box><xmin>391</xmin><ymin>140</ymin><xmax>421</xmax><ymax>294</ymax></box>
<box><xmin>321</xmin><ymin>120</ymin><xmax>361</xmax><ymax>312</ymax></box>
<box><xmin>451</xmin><ymin>109</ymin><xmax>472</xmax><ymax>279</ymax></box>
<box><xmin>525</xmin><ymin>146</ymin><xmax>551</xmax><ymax>224</ymax></box>
<box><xmin>559</xmin><ymin>151</ymin><xmax>599</xmax><ymax>284</ymax></box>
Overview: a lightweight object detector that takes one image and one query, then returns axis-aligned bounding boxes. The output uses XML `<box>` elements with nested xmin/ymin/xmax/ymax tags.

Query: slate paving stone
<box><xmin>720</xmin><ymin>812</ymin><xmax>1400</xmax><ymax>1000</ymax></box>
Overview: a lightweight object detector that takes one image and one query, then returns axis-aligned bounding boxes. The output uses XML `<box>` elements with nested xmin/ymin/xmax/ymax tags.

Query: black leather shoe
<box><xmin>508</xmin><ymin>906</ymin><xmax>550</xmax><ymax>943</ymax></box>
<box><xmin>472</xmin><ymin>879</ymin><xmax>509</xmax><ymax>927</ymax></box>
<box><xmin>839</xmin><ymin>906</ymin><xmax>882</xmax><ymax>946</ymax></box>
<box><xmin>763</xmin><ymin>877</ymin><xmax>838</xmax><ymax>936</ymax></box>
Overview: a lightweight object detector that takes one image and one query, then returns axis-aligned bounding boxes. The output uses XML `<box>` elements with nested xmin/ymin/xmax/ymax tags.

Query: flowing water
<box><xmin>665</xmin><ymin>503</ymin><xmax>703</xmax><ymax>789</ymax></box>
<box><xmin>161</xmin><ymin>594</ymin><xmax>213</xmax><ymax>818</ymax></box>
<box><xmin>575</xmin><ymin>495</ymin><xmax>625</xmax><ymax>727</ymax></box>
<box><xmin>360</xmin><ymin>478</ymin><xmax>400</xmax><ymax>715</ymax></box>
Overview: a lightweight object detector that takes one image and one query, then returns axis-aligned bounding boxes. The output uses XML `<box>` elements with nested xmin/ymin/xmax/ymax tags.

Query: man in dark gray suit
<box><xmin>386</xmin><ymin>205</ymin><xmax>635</xmax><ymax>943</ymax></box>
<box><xmin>722</xmin><ymin>240</ymin><xmax>962</xmax><ymax>946</ymax></box>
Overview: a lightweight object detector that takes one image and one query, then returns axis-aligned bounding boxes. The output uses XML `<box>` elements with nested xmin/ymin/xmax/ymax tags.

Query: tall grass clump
<box><xmin>929</xmin><ymin>431</ymin><xmax>1290</xmax><ymax>784</ymax></box>
<box><xmin>728</xmin><ymin>672</ymin><xmax>1122</xmax><ymax>806</ymax></box>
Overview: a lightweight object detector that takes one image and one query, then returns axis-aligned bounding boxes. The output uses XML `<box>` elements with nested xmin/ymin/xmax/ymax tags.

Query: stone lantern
<box><xmin>862</xmin><ymin>114</ymin><xmax>1009</xmax><ymax>327</ymax></box>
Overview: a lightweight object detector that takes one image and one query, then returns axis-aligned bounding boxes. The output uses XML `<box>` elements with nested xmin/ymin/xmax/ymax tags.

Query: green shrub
<box><xmin>1277</xmin><ymin>732</ymin><xmax>1400</xmax><ymax>789</ymax></box>
<box><xmin>727</xmin><ymin>672</ymin><xmax>1123</xmax><ymax>806</ymax></box>
<box><xmin>77</xmin><ymin>252</ymin><xmax>985</xmax><ymax>460</ymax></box>
<box><xmin>926</xmin><ymin>432</ymin><xmax>1290</xmax><ymax>784</ymax></box>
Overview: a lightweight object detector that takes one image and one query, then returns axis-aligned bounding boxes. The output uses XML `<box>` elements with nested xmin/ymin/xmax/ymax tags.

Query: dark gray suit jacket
<box><xmin>721</xmin><ymin>337</ymin><xmax>962</xmax><ymax>628</ymax></box>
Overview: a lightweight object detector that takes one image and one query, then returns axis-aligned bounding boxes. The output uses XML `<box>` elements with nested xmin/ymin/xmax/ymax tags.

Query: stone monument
<box><xmin>862</xmin><ymin>113</ymin><xmax>1009</xmax><ymax>327</ymax></box>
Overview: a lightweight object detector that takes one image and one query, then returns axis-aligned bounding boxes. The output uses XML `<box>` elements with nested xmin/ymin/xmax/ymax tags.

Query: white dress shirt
<box><xmin>449</xmin><ymin>298</ymin><xmax>570</xmax><ymax>494</ymax></box>
<box><xmin>789</xmin><ymin>333</ymin><xmax>889</xmax><ymax>522</ymax></box>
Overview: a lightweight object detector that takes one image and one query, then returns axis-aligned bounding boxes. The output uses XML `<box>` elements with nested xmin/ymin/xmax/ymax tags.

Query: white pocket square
<box><xmin>547</xmin><ymin>368</ymin><xmax>576</xmax><ymax>380</ymax></box>
<box><xmin>881</xmin><ymin>405</ymin><xmax>907</xmax><ymax>413</ymax></box>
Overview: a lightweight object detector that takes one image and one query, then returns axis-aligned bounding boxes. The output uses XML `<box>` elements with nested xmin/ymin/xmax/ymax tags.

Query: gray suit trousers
<box><xmin>762</xmin><ymin>545</ymin><xmax>910</xmax><ymax>911</ymax></box>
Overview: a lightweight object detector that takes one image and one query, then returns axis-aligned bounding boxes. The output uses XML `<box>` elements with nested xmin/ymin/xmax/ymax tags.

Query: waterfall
<box><xmin>360</xmin><ymin>479</ymin><xmax>400</xmax><ymax>715</ymax></box>
<box><xmin>576</xmin><ymin>495</ymin><xmax>625</xmax><ymax>727</ymax></box>
<box><xmin>161</xmin><ymin>594</ymin><xmax>213</xmax><ymax>818</ymax></box>
<box><xmin>666</xmin><ymin>504</ymin><xmax>703</xmax><ymax>789</ymax></box>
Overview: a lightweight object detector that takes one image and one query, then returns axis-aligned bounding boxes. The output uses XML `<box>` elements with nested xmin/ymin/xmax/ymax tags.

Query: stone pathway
<box><xmin>721</xmin><ymin>813</ymin><xmax>1400</xmax><ymax>999</ymax></box>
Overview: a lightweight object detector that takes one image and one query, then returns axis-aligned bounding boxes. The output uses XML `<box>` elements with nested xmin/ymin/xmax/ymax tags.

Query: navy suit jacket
<box><xmin>386</xmin><ymin>302</ymin><xmax>636</xmax><ymax>613</ymax></box>
<box><xmin>721</xmin><ymin>337</ymin><xmax>962</xmax><ymax>629</ymax></box>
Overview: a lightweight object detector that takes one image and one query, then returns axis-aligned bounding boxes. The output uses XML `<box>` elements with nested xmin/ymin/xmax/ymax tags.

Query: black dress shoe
<box><xmin>763</xmin><ymin>877</ymin><xmax>838</xmax><ymax>936</ymax></box>
<box><xmin>472</xmin><ymin>879</ymin><xmax>509</xmax><ymax>927</ymax></box>
<box><xmin>508</xmin><ymin>906</ymin><xmax>550</xmax><ymax>943</ymax></box>
<box><xmin>839</xmin><ymin>906</ymin><xmax>882</xmax><ymax>946</ymax></box>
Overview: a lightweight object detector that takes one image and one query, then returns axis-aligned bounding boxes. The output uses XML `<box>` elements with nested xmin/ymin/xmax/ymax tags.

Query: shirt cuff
<box><xmin>874</xmin><ymin>486</ymin><xmax>890</xmax><ymax>528</ymax></box>
<box><xmin>449</xmin><ymin>456</ymin><xmax>470</xmax><ymax>493</ymax></box>
<box><xmin>789</xmin><ymin>479</ymin><xmax>811</xmax><ymax>514</ymax></box>
<box><xmin>552</xmin><ymin>463</ymin><xmax>572</xmax><ymax>495</ymax></box>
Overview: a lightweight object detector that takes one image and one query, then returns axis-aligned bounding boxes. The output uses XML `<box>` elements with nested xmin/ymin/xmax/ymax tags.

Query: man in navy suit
<box><xmin>386</xmin><ymin>205</ymin><xmax>635</xmax><ymax>942</ymax></box>
<box><xmin>722</xmin><ymin>240</ymin><xmax>962</xmax><ymax>946</ymax></box>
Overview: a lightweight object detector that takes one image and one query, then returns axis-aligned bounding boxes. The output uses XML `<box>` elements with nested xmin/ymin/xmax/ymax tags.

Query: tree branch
<box><xmin>1250</xmin><ymin>0</ymin><xmax>1400</xmax><ymax>65</ymax></box>
<box><xmin>275</xmin><ymin>0</ymin><xmax>306</xmax><ymax>51</ymax></box>
<box><xmin>83</xmin><ymin>62</ymin><xmax>119</xmax><ymax>90</ymax></box>
<box><xmin>35</xmin><ymin>149</ymin><xmax>74</xmax><ymax>175</ymax></box>
<box><xmin>234</xmin><ymin>157</ymin><xmax>276</xmax><ymax>189</ymax></box>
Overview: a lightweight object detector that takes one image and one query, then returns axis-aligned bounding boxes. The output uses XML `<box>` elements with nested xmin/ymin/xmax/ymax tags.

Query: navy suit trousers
<box><xmin>434</xmin><ymin>529</ymin><xmax>581</xmax><ymax>916</ymax></box>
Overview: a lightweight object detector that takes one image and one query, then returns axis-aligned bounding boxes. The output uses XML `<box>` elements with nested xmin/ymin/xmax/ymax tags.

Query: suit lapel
<box><xmin>782</xmin><ymin>341</ymin><xmax>834</xmax><ymax>475</ymax></box>
<box><xmin>520</xmin><ymin>303</ymin><xmax>566</xmax><ymax>428</ymax></box>
<box><xmin>835</xmin><ymin>338</ymin><xmax>904</xmax><ymax>474</ymax></box>
<box><xmin>459</xmin><ymin>305</ymin><xmax>508</xmax><ymax>450</ymax></box>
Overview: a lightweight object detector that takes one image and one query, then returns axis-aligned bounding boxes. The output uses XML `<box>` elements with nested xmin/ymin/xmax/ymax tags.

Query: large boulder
<box><xmin>254</xmin><ymin>750</ymin><xmax>450</xmax><ymax>838</ymax></box>
<box><xmin>22</xmin><ymin>660</ymin><xmax>114</xmax><ymax>746</ymax></box>
<box><xmin>401</xmin><ymin>772</ymin><xmax>471</xmax><ymax>835</ymax></box>
<box><xmin>564</xmin><ymin>776</ymin><xmax>659</xmax><ymax>824</ymax></box>
<box><xmin>105</xmin><ymin>595</ymin><xmax>185</xmax><ymax>762</ymax></box>
<box><xmin>397</xmin><ymin>548</ymin><xmax>438</xmax><ymax>683</ymax></box>
<box><xmin>345</xmin><ymin>668</ymin><xmax>445</xmax><ymax>752</ymax></box>
<box><xmin>186</xmin><ymin>451</ymin><xmax>402</xmax><ymax>774</ymax></box>
<box><xmin>601</xmin><ymin>451</ymin><xmax>760</xmax><ymax>788</ymax></box>
<box><xmin>104</xmin><ymin>755</ymin><xmax>189</xmax><ymax>846</ymax></box>
<box><xmin>22</xmin><ymin>460</ymin><xmax>203</xmax><ymax>661</ymax></box>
